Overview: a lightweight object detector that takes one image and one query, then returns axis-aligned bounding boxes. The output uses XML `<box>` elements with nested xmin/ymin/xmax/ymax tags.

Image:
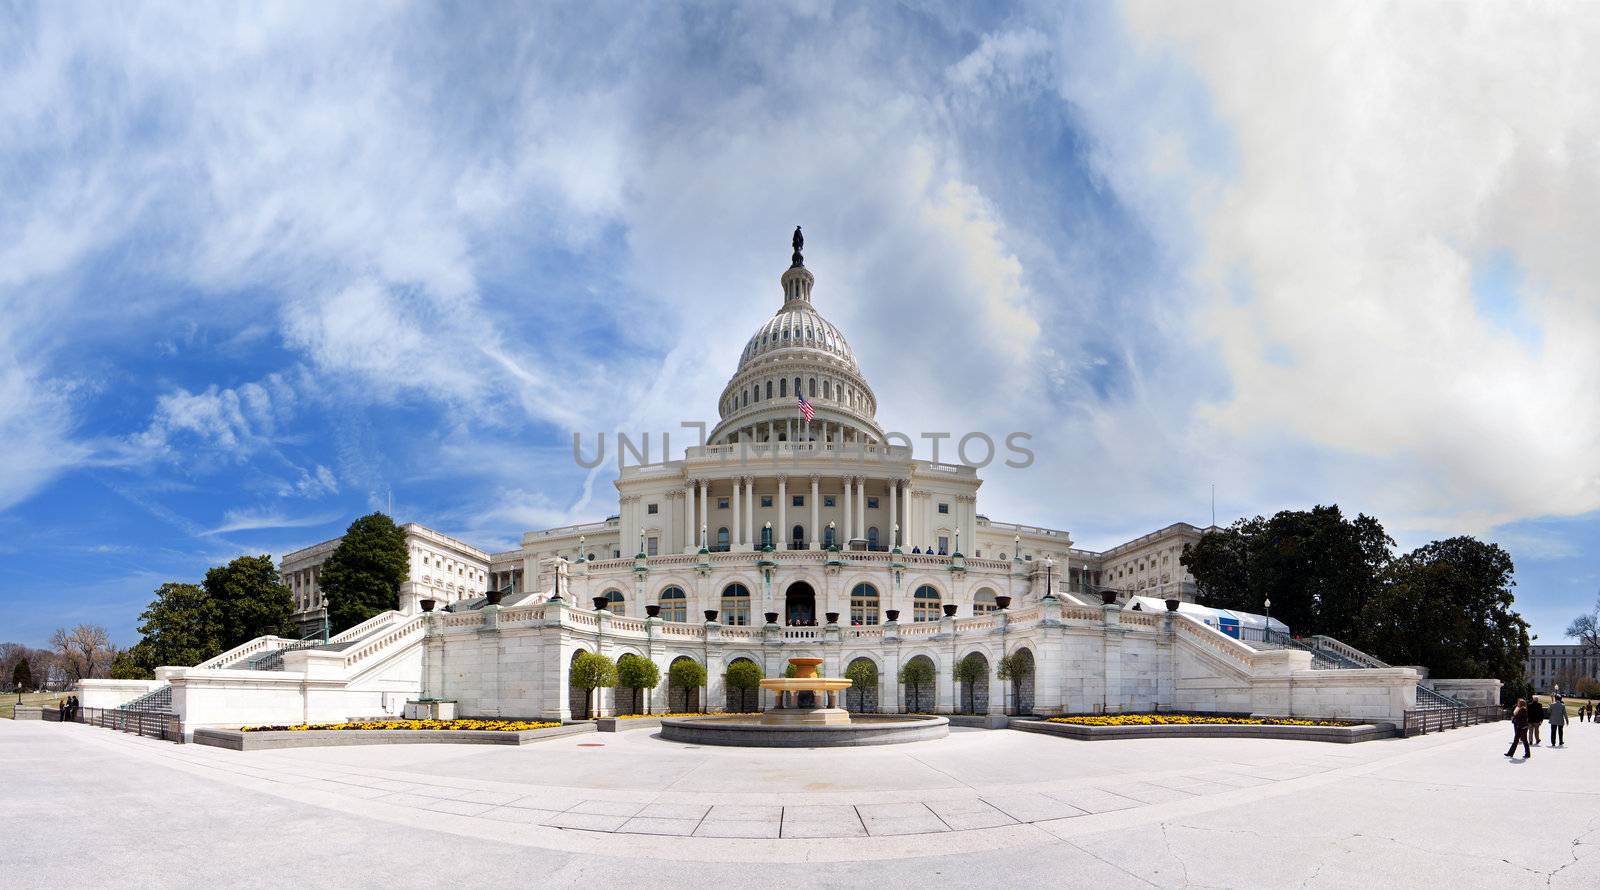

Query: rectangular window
<box><xmin>792</xmin><ymin>495</ymin><xmax>804</xmax><ymax>507</ymax></box>
<box><xmin>938</xmin><ymin>502</ymin><xmax>949</xmax><ymax>514</ymax></box>
<box><xmin>718</xmin><ymin>498</ymin><xmax>729</xmax><ymax>509</ymax></box>
<box><xmin>938</xmin><ymin>536</ymin><xmax>949</xmax><ymax>555</ymax></box>
<box><xmin>646</xmin><ymin>537</ymin><xmax>658</xmax><ymax>556</ymax></box>
<box><xmin>760</xmin><ymin>496</ymin><xmax>773</xmax><ymax>508</ymax></box>
<box><xmin>824</xmin><ymin>496</ymin><xmax>836</xmax><ymax>507</ymax></box>
<box><xmin>646</xmin><ymin>503</ymin><xmax>658</xmax><ymax>514</ymax></box>
<box><xmin>867</xmin><ymin>497</ymin><xmax>879</xmax><ymax>509</ymax></box>
<box><xmin>612</xmin><ymin>549</ymin><xmax>621</xmax><ymax>559</ymax></box>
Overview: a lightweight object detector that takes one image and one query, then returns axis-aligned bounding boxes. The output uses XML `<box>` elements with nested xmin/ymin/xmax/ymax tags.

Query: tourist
<box><xmin>1528</xmin><ymin>697</ymin><xmax>1545</xmax><ymax>745</ymax></box>
<box><xmin>1549</xmin><ymin>695</ymin><xmax>1567</xmax><ymax>747</ymax></box>
<box><xmin>1504</xmin><ymin>698</ymin><xmax>1531</xmax><ymax>759</ymax></box>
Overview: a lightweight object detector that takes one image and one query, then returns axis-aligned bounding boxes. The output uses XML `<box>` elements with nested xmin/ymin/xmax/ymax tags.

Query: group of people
<box><xmin>55</xmin><ymin>695</ymin><xmax>79</xmax><ymax>722</ymax></box>
<box><xmin>1505</xmin><ymin>694</ymin><xmax>1578</xmax><ymax>758</ymax></box>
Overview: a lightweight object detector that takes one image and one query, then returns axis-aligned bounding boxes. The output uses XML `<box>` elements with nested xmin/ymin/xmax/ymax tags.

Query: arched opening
<box><xmin>668</xmin><ymin>655</ymin><xmax>701</xmax><ymax>713</ymax></box>
<box><xmin>785</xmin><ymin>581</ymin><xmax>817</xmax><ymax>626</ymax></box>
<box><xmin>568</xmin><ymin>649</ymin><xmax>591</xmax><ymax>719</ymax></box>
<box><xmin>844</xmin><ymin>656</ymin><xmax>879</xmax><ymax>712</ymax></box>
<box><xmin>720</xmin><ymin>583</ymin><xmax>751</xmax><ymax>626</ymax></box>
<box><xmin>603</xmin><ymin>589</ymin><xmax>625</xmax><ymax>616</ymax></box>
<box><xmin>659</xmin><ymin>586</ymin><xmax>686</xmax><ymax>622</ymax></box>
<box><xmin>867</xmin><ymin>526</ymin><xmax>879</xmax><ymax>551</ymax></box>
<box><xmin>725</xmin><ymin>656</ymin><xmax>761</xmax><ymax>712</ymax></box>
<box><xmin>913</xmin><ymin>585</ymin><xmax>941</xmax><ymax>622</ymax></box>
<box><xmin>1007</xmin><ymin>647</ymin><xmax>1037</xmax><ymax>715</ymax></box>
<box><xmin>791</xmin><ymin>524</ymin><xmax>805</xmax><ymax>550</ymax></box>
<box><xmin>715</xmin><ymin>527</ymin><xmax>730</xmax><ymax>552</ymax></box>
<box><xmin>972</xmin><ymin>588</ymin><xmax>999</xmax><ymax>614</ymax></box>
<box><xmin>849</xmin><ymin>582</ymin><xmax>879</xmax><ymax>626</ymax></box>
<box><xmin>957</xmin><ymin>651</ymin><xmax>990</xmax><ymax>715</ymax></box>
<box><xmin>824</xmin><ymin>525</ymin><xmax>836</xmax><ymax>548</ymax></box>
<box><xmin>616</xmin><ymin>653</ymin><xmax>649</xmax><ymax>715</ymax></box>
<box><xmin>901</xmin><ymin>654</ymin><xmax>937</xmax><ymax>713</ymax></box>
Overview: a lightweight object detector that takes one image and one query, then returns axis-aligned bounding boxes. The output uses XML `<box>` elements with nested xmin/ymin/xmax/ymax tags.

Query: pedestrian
<box><xmin>1549</xmin><ymin>695</ymin><xmax>1567</xmax><ymax>747</ymax></box>
<box><xmin>57</xmin><ymin>698</ymin><xmax>66</xmax><ymax>721</ymax></box>
<box><xmin>1505</xmin><ymin>698</ymin><xmax>1531</xmax><ymax>759</ymax></box>
<box><xmin>1528</xmin><ymin>697</ymin><xmax>1545</xmax><ymax>745</ymax></box>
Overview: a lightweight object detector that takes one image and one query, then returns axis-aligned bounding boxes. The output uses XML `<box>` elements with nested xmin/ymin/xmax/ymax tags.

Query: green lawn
<box><xmin>0</xmin><ymin>691</ymin><xmax>70</xmax><ymax>720</ymax></box>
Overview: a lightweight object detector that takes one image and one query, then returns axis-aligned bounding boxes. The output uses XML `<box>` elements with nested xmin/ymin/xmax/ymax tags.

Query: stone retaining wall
<box><xmin>193</xmin><ymin>722</ymin><xmax>596</xmax><ymax>751</ymax></box>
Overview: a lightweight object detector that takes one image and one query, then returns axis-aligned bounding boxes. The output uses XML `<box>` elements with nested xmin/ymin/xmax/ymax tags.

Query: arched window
<box><xmin>867</xmin><ymin>527</ymin><xmax>879</xmax><ymax>550</ymax></box>
<box><xmin>720</xmin><ymin>583</ymin><xmax>751</xmax><ymax>626</ymax></box>
<box><xmin>793</xmin><ymin>377</ymin><xmax>801</xmax><ymax>397</ymax></box>
<box><xmin>766</xmin><ymin>380</ymin><xmax>773</xmax><ymax>399</ymax></box>
<box><xmin>824</xmin><ymin>525</ymin><xmax>836</xmax><ymax>548</ymax></box>
<box><xmin>792</xmin><ymin>524</ymin><xmax>805</xmax><ymax>550</ymax></box>
<box><xmin>809</xmin><ymin>378</ymin><xmax>817</xmax><ymax>397</ymax></box>
<box><xmin>824</xmin><ymin>380</ymin><xmax>831</xmax><ymax>398</ymax></box>
<box><xmin>780</xmin><ymin>378</ymin><xmax>787</xmax><ymax>397</ymax></box>
<box><xmin>849</xmin><ymin>583</ymin><xmax>879</xmax><ymax>626</ymax></box>
<box><xmin>659</xmin><ymin>586</ymin><xmax>687</xmax><ymax>622</ymax></box>
<box><xmin>604</xmin><ymin>589</ymin><xmax>625</xmax><ymax>616</ymax></box>
<box><xmin>972</xmin><ymin>588</ymin><xmax>999</xmax><ymax>614</ymax></box>
<box><xmin>716</xmin><ymin>527</ymin><xmax>730</xmax><ymax>551</ymax></box>
<box><xmin>913</xmin><ymin>585</ymin><xmax>941</xmax><ymax>622</ymax></box>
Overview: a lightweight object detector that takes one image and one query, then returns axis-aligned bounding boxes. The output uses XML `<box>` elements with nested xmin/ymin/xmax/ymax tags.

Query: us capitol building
<box><xmin>85</xmin><ymin>231</ymin><xmax>1489</xmax><ymax>730</ymax></box>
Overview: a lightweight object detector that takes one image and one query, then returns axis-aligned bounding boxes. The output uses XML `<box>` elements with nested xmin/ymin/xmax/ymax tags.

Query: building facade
<box><xmin>1525</xmin><ymin>644</ymin><xmax>1600</xmax><ymax>693</ymax></box>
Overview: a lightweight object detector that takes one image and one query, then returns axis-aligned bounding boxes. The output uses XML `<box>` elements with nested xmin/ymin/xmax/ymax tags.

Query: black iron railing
<box><xmin>1401</xmin><ymin>704</ymin><xmax>1504</xmax><ymax>737</ymax></box>
<box><xmin>78</xmin><ymin>707</ymin><xmax>183</xmax><ymax>743</ymax></box>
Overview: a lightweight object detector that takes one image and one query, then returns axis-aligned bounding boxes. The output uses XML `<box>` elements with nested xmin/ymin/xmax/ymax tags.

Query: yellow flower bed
<box><xmin>1046</xmin><ymin>714</ymin><xmax>1357</xmax><ymax>727</ymax></box>
<box><xmin>240</xmin><ymin>719</ymin><xmax>560</xmax><ymax>732</ymax></box>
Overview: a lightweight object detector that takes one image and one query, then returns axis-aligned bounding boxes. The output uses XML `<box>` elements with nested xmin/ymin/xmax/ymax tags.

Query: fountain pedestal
<box><xmin>759</xmin><ymin>657</ymin><xmax>853</xmax><ymax>726</ymax></box>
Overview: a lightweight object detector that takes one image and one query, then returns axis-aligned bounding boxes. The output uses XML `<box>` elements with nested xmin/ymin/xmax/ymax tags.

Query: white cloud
<box><xmin>207</xmin><ymin>508</ymin><xmax>340</xmax><ymax>536</ymax></box>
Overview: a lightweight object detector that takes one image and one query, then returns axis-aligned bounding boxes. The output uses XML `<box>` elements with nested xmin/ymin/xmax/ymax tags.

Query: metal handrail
<box><xmin>78</xmin><ymin>706</ymin><xmax>183</xmax><ymax>743</ymax></box>
<box><xmin>1402</xmin><ymin>704</ymin><xmax>1504</xmax><ymax>737</ymax></box>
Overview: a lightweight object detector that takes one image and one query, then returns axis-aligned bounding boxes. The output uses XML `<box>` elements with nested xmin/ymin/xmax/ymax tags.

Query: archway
<box><xmin>957</xmin><ymin>651</ymin><xmax>990</xmax><ymax>715</ymax></box>
<box><xmin>668</xmin><ymin>655</ymin><xmax>700</xmax><ymax>713</ymax></box>
<box><xmin>901</xmin><ymin>654</ymin><xmax>937</xmax><ymax>713</ymax></box>
<box><xmin>724</xmin><ymin>656</ymin><xmax>762</xmax><ymax>712</ymax></box>
<box><xmin>785</xmin><ymin>581</ymin><xmax>817</xmax><ymax>626</ymax></box>
<box><xmin>791</xmin><ymin>524</ymin><xmax>805</xmax><ymax>550</ymax></box>
<box><xmin>844</xmin><ymin>656</ymin><xmax>879</xmax><ymax>712</ymax></box>
<box><xmin>1008</xmin><ymin>647</ymin><xmax>1036</xmax><ymax>715</ymax></box>
<box><xmin>568</xmin><ymin>649</ymin><xmax>591</xmax><ymax>719</ymax></box>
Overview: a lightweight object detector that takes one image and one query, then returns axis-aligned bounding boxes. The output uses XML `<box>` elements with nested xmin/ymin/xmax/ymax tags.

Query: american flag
<box><xmin>797</xmin><ymin>394</ymin><xmax>815</xmax><ymax>422</ymax></box>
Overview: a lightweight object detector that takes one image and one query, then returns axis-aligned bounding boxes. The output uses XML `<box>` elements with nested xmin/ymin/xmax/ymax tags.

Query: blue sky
<box><xmin>2</xmin><ymin>1</ymin><xmax>1596</xmax><ymax>650</ymax></box>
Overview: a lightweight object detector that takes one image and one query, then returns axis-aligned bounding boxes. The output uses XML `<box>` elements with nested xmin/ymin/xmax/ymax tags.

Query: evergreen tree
<box><xmin>953</xmin><ymin>653</ymin><xmax>987</xmax><ymax>714</ymax></box>
<box><xmin>668</xmin><ymin>658</ymin><xmax>707</xmax><ymax>712</ymax></box>
<box><xmin>204</xmin><ymin>556</ymin><xmax>295</xmax><ymax>647</ymax></box>
<box><xmin>569</xmin><ymin>651</ymin><xmax>617</xmax><ymax>718</ymax></box>
<box><xmin>899</xmin><ymin>658</ymin><xmax>935</xmax><ymax>712</ymax></box>
<box><xmin>724</xmin><ymin>660</ymin><xmax>763</xmax><ymax>712</ymax></box>
<box><xmin>11</xmin><ymin>657</ymin><xmax>33</xmax><ymax>694</ymax></box>
<box><xmin>320</xmin><ymin>513</ymin><xmax>410</xmax><ymax>633</ymax></box>
<box><xmin>615</xmin><ymin>653</ymin><xmax>660</xmax><ymax>715</ymax></box>
<box><xmin>131</xmin><ymin>582</ymin><xmax>223</xmax><ymax>673</ymax></box>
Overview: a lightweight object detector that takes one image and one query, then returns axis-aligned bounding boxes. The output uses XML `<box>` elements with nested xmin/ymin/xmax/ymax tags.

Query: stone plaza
<box><xmin>4</xmin><ymin>717</ymin><xmax>1596</xmax><ymax>887</ymax></box>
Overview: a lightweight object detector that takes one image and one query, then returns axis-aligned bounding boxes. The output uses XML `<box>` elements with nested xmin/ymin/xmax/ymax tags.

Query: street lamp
<box><xmin>1044</xmin><ymin>557</ymin><xmax>1055</xmax><ymax>601</ymax></box>
<box><xmin>1263</xmin><ymin>597</ymin><xmax>1272</xmax><ymax>643</ymax></box>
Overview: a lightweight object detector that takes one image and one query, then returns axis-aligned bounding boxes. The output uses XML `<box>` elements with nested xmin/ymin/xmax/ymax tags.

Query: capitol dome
<box><xmin>709</xmin><ymin>229</ymin><xmax>884</xmax><ymax>446</ymax></box>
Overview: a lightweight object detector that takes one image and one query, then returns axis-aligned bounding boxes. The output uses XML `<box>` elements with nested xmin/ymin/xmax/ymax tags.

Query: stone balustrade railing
<box><xmin>195</xmin><ymin>635</ymin><xmax>293</xmax><ymax>669</ymax></box>
<box><xmin>342</xmin><ymin>616</ymin><xmax>426</xmax><ymax>669</ymax></box>
<box><xmin>329</xmin><ymin>610</ymin><xmax>402</xmax><ymax>643</ymax></box>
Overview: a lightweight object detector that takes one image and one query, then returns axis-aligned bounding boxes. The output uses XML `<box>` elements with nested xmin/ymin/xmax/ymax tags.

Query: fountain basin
<box><xmin>658</xmin><ymin>714</ymin><xmax>949</xmax><ymax>747</ymax></box>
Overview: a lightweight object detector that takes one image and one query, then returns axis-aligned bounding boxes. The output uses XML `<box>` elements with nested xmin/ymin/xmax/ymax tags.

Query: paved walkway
<box><xmin>4</xmin><ymin>718</ymin><xmax>1598</xmax><ymax>886</ymax></box>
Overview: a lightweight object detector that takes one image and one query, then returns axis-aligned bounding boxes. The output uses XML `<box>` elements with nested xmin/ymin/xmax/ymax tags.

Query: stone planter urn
<box><xmin>645</xmin><ymin>604</ymin><xmax>661</xmax><ymax>618</ymax></box>
<box><xmin>419</xmin><ymin>598</ymin><xmax>436</xmax><ymax>613</ymax></box>
<box><xmin>825</xmin><ymin>612</ymin><xmax>840</xmax><ymax>625</ymax></box>
<box><xmin>764</xmin><ymin>611</ymin><xmax>780</xmax><ymax>625</ymax></box>
<box><xmin>1165</xmin><ymin>599</ymin><xmax>1180</xmax><ymax>612</ymax></box>
<box><xmin>885</xmin><ymin>609</ymin><xmax>900</xmax><ymax>622</ymax></box>
<box><xmin>704</xmin><ymin>609</ymin><xmax>719</xmax><ymax>622</ymax></box>
<box><xmin>1100</xmin><ymin>592</ymin><xmax>1118</xmax><ymax>605</ymax></box>
<box><xmin>486</xmin><ymin>588</ymin><xmax>503</xmax><ymax>605</ymax></box>
<box><xmin>943</xmin><ymin>603</ymin><xmax>959</xmax><ymax>618</ymax></box>
<box><xmin>993</xmin><ymin>596</ymin><xmax>1011</xmax><ymax>610</ymax></box>
<box><xmin>592</xmin><ymin>596</ymin><xmax>610</xmax><ymax>612</ymax></box>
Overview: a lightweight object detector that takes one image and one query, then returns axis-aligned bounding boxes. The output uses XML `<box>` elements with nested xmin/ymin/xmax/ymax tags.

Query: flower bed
<box><xmin>240</xmin><ymin>718</ymin><xmax>559</xmax><ymax>733</ymax></box>
<box><xmin>1046</xmin><ymin>714</ymin><xmax>1357</xmax><ymax>727</ymax></box>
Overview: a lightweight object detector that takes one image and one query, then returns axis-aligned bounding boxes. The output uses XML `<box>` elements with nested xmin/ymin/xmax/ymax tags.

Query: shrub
<box><xmin>616</xmin><ymin>653</ymin><xmax>660</xmax><ymax>715</ymax></box>
<box><xmin>668</xmin><ymin>658</ymin><xmax>707</xmax><ymax>712</ymax></box>
<box><xmin>724</xmin><ymin>660</ymin><xmax>764</xmax><ymax>712</ymax></box>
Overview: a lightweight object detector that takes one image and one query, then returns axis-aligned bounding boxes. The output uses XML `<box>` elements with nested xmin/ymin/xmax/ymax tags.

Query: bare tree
<box><xmin>1567</xmin><ymin>594</ymin><xmax>1600</xmax><ymax>656</ymax></box>
<box><xmin>50</xmin><ymin>625</ymin><xmax>116</xmax><ymax>681</ymax></box>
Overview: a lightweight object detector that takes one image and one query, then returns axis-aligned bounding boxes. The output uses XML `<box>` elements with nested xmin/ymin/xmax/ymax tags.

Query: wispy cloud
<box><xmin>206</xmin><ymin>509</ymin><xmax>341</xmax><ymax>536</ymax></box>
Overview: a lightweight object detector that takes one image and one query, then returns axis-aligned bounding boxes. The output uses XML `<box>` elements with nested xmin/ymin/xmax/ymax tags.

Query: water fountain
<box><xmin>658</xmin><ymin>656</ymin><xmax>948</xmax><ymax>747</ymax></box>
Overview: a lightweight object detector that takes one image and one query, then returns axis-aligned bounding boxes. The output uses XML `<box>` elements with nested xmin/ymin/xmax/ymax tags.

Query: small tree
<box><xmin>50</xmin><ymin>624</ymin><xmax>115</xmax><ymax>681</ymax></box>
<box><xmin>997</xmin><ymin>651</ymin><xmax>1032</xmax><ymax>716</ymax></box>
<box><xmin>899</xmin><ymin>658</ymin><xmax>936</xmax><ymax>713</ymax></box>
<box><xmin>616</xmin><ymin>654</ymin><xmax>660</xmax><ymax>715</ymax></box>
<box><xmin>11</xmin><ymin>658</ymin><xmax>33</xmax><ymax>700</ymax></box>
<box><xmin>668</xmin><ymin>658</ymin><xmax>707</xmax><ymax>713</ymax></box>
<box><xmin>569</xmin><ymin>652</ymin><xmax>617</xmax><ymax>719</ymax></box>
<box><xmin>320</xmin><ymin>513</ymin><xmax>410</xmax><ymax>634</ymax></box>
<box><xmin>724</xmin><ymin>660</ymin><xmax>764</xmax><ymax>712</ymax></box>
<box><xmin>953</xmin><ymin>654</ymin><xmax>988</xmax><ymax>714</ymax></box>
<box><xmin>843</xmin><ymin>659</ymin><xmax>878</xmax><ymax>712</ymax></box>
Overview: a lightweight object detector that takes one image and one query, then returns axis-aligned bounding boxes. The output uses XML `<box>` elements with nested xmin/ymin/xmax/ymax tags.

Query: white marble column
<box><xmin>731</xmin><ymin>478</ymin><xmax>742</xmax><ymax>546</ymax></box>
<box><xmin>743</xmin><ymin>475</ymin><xmax>755</xmax><ymax>547</ymax></box>
<box><xmin>856</xmin><ymin>477</ymin><xmax>866</xmax><ymax>539</ymax></box>
<box><xmin>889</xmin><ymin>480</ymin><xmax>899</xmax><ymax>547</ymax></box>
<box><xmin>810</xmin><ymin>475</ymin><xmax>820</xmax><ymax>549</ymax></box>
<box><xmin>683</xmin><ymin>481</ymin><xmax>694</xmax><ymax>551</ymax></box>
<box><xmin>777</xmin><ymin>475</ymin><xmax>788</xmax><ymax>550</ymax></box>
<box><xmin>843</xmin><ymin>475</ymin><xmax>853</xmax><ymax>543</ymax></box>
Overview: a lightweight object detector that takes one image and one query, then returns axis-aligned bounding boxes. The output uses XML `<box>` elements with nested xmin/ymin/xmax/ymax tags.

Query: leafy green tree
<box><xmin>953</xmin><ymin>653</ymin><xmax>987</xmax><ymax>714</ymax></box>
<box><xmin>11</xmin><ymin>658</ymin><xmax>33</xmax><ymax>696</ymax></box>
<box><xmin>668</xmin><ymin>658</ymin><xmax>707</xmax><ymax>713</ymax></box>
<box><xmin>569</xmin><ymin>651</ymin><xmax>617</xmax><ymax>719</ymax></box>
<box><xmin>1360</xmin><ymin>537</ymin><xmax>1529</xmax><ymax>702</ymax></box>
<box><xmin>204</xmin><ymin>555</ymin><xmax>294</xmax><ymax>647</ymax></box>
<box><xmin>127</xmin><ymin>582</ymin><xmax>222</xmax><ymax>674</ymax></box>
<box><xmin>320</xmin><ymin>513</ymin><xmax>410</xmax><ymax>634</ymax></box>
<box><xmin>1181</xmin><ymin>505</ymin><xmax>1393</xmax><ymax>641</ymax></box>
<box><xmin>843</xmin><ymin>659</ymin><xmax>877</xmax><ymax>712</ymax></box>
<box><xmin>724</xmin><ymin>660</ymin><xmax>763</xmax><ymax>712</ymax></box>
<box><xmin>899</xmin><ymin>658</ymin><xmax>936</xmax><ymax>712</ymax></box>
<box><xmin>615</xmin><ymin>653</ymin><xmax>660</xmax><ymax>715</ymax></box>
<box><xmin>997</xmin><ymin>651</ymin><xmax>1032</xmax><ymax>716</ymax></box>
<box><xmin>109</xmin><ymin>646</ymin><xmax>154</xmax><ymax>680</ymax></box>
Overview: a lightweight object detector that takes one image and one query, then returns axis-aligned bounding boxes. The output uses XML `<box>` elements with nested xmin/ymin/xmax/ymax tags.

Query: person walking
<box><xmin>1549</xmin><ymin>695</ymin><xmax>1567</xmax><ymax>747</ymax></box>
<box><xmin>1505</xmin><ymin>698</ymin><xmax>1531</xmax><ymax>758</ymax></box>
<box><xmin>1528</xmin><ymin>697</ymin><xmax>1545</xmax><ymax>745</ymax></box>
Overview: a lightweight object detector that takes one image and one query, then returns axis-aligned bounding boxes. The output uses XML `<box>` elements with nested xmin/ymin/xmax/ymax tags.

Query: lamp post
<box><xmin>1044</xmin><ymin>557</ymin><xmax>1054</xmax><ymax>601</ymax></box>
<box><xmin>1263</xmin><ymin>597</ymin><xmax>1272</xmax><ymax>643</ymax></box>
